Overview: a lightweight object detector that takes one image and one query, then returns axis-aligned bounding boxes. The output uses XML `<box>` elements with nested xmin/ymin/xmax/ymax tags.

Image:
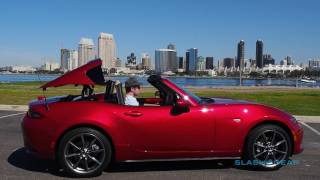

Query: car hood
<box><xmin>41</xmin><ymin>59</ymin><xmax>105</xmax><ymax>89</ymax></box>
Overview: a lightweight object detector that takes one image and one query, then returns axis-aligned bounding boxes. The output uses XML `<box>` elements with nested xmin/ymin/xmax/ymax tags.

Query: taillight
<box><xmin>27</xmin><ymin>109</ymin><xmax>42</xmax><ymax>119</ymax></box>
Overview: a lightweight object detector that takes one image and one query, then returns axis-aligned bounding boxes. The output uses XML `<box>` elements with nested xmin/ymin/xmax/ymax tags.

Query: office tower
<box><xmin>141</xmin><ymin>53</ymin><xmax>151</xmax><ymax>70</ymax></box>
<box><xmin>60</xmin><ymin>49</ymin><xmax>70</xmax><ymax>72</ymax></box>
<box><xmin>285</xmin><ymin>56</ymin><xmax>293</xmax><ymax>65</ymax></box>
<box><xmin>223</xmin><ymin>58</ymin><xmax>235</xmax><ymax>68</ymax></box>
<box><xmin>256</xmin><ymin>40</ymin><xmax>263</xmax><ymax>68</ymax></box>
<box><xmin>263</xmin><ymin>54</ymin><xmax>275</xmax><ymax>65</ymax></box>
<box><xmin>205</xmin><ymin>57</ymin><xmax>214</xmax><ymax>70</ymax></box>
<box><xmin>236</xmin><ymin>40</ymin><xmax>245</xmax><ymax>69</ymax></box>
<box><xmin>78</xmin><ymin>38</ymin><xmax>95</xmax><ymax>66</ymax></box>
<box><xmin>98</xmin><ymin>33</ymin><xmax>117</xmax><ymax>69</ymax></box>
<box><xmin>197</xmin><ymin>56</ymin><xmax>206</xmax><ymax>71</ymax></box>
<box><xmin>185</xmin><ymin>48</ymin><xmax>198</xmax><ymax>73</ymax></box>
<box><xmin>178</xmin><ymin>57</ymin><xmax>184</xmax><ymax>69</ymax></box>
<box><xmin>68</xmin><ymin>50</ymin><xmax>78</xmax><ymax>70</ymax></box>
<box><xmin>155</xmin><ymin>49</ymin><xmax>177</xmax><ymax>73</ymax></box>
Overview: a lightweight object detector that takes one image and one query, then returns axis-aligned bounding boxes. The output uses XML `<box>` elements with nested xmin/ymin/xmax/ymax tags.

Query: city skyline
<box><xmin>1</xmin><ymin>0</ymin><xmax>320</xmax><ymax>66</ymax></box>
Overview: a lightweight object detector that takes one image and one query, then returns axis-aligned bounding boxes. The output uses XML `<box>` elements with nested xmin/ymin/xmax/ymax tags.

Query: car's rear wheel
<box><xmin>57</xmin><ymin>127</ymin><xmax>112</xmax><ymax>177</ymax></box>
<box><xmin>243</xmin><ymin>124</ymin><xmax>292</xmax><ymax>170</ymax></box>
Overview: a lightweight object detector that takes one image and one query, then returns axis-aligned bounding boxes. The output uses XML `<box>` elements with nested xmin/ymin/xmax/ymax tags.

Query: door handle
<box><xmin>124</xmin><ymin>111</ymin><xmax>143</xmax><ymax>117</ymax></box>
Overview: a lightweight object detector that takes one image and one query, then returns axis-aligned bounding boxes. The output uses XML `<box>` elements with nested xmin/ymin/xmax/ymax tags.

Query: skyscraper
<box><xmin>141</xmin><ymin>53</ymin><xmax>151</xmax><ymax>70</ymax></box>
<box><xmin>78</xmin><ymin>38</ymin><xmax>95</xmax><ymax>66</ymax></box>
<box><xmin>256</xmin><ymin>40</ymin><xmax>263</xmax><ymax>68</ymax></box>
<box><xmin>60</xmin><ymin>49</ymin><xmax>70</xmax><ymax>72</ymax></box>
<box><xmin>223</xmin><ymin>58</ymin><xmax>235</xmax><ymax>68</ymax></box>
<box><xmin>68</xmin><ymin>50</ymin><xmax>78</xmax><ymax>70</ymax></box>
<box><xmin>155</xmin><ymin>49</ymin><xmax>177</xmax><ymax>73</ymax></box>
<box><xmin>197</xmin><ymin>56</ymin><xmax>206</xmax><ymax>71</ymax></box>
<box><xmin>205</xmin><ymin>57</ymin><xmax>214</xmax><ymax>70</ymax></box>
<box><xmin>186</xmin><ymin>48</ymin><xmax>198</xmax><ymax>73</ymax></box>
<box><xmin>236</xmin><ymin>40</ymin><xmax>245</xmax><ymax>69</ymax></box>
<box><xmin>263</xmin><ymin>54</ymin><xmax>275</xmax><ymax>65</ymax></box>
<box><xmin>98</xmin><ymin>33</ymin><xmax>117</xmax><ymax>69</ymax></box>
<box><xmin>178</xmin><ymin>57</ymin><xmax>184</xmax><ymax>69</ymax></box>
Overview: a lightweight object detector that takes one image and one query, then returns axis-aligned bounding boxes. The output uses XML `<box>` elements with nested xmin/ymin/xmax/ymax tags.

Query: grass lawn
<box><xmin>0</xmin><ymin>82</ymin><xmax>319</xmax><ymax>116</ymax></box>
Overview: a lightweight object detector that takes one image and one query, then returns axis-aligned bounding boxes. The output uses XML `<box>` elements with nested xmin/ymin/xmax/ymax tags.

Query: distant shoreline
<box><xmin>0</xmin><ymin>72</ymin><xmax>316</xmax><ymax>81</ymax></box>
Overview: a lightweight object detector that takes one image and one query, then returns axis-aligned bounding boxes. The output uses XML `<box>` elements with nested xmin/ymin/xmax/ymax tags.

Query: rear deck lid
<box><xmin>41</xmin><ymin>59</ymin><xmax>105</xmax><ymax>90</ymax></box>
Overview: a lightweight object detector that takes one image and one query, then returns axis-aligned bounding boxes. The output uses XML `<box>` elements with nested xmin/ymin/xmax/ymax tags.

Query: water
<box><xmin>0</xmin><ymin>74</ymin><xmax>319</xmax><ymax>88</ymax></box>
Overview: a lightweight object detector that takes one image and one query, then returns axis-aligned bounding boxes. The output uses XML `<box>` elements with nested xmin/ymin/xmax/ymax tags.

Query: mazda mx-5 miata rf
<box><xmin>22</xmin><ymin>59</ymin><xmax>303</xmax><ymax>177</ymax></box>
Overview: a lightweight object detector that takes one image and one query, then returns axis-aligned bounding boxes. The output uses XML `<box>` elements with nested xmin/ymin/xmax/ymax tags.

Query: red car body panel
<box><xmin>21</xmin><ymin>61</ymin><xmax>304</xmax><ymax>161</ymax></box>
<box><xmin>41</xmin><ymin>59</ymin><xmax>105</xmax><ymax>89</ymax></box>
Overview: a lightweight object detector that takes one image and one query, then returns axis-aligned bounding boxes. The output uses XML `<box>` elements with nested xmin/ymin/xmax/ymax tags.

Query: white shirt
<box><xmin>125</xmin><ymin>95</ymin><xmax>139</xmax><ymax>106</ymax></box>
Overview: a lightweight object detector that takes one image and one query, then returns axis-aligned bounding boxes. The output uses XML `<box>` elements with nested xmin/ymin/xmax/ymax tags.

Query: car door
<box><xmin>113</xmin><ymin>104</ymin><xmax>214</xmax><ymax>156</ymax></box>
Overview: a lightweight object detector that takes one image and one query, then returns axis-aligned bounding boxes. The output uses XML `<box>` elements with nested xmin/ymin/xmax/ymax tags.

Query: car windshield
<box><xmin>179</xmin><ymin>86</ymin><xmax>203</xmax><ymax>104</ymax></box>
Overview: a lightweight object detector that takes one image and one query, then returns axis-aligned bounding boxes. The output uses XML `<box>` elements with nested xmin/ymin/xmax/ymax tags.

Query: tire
<box><xmin>243</xmin><ymin>124</ymin><xmax>292</xmax><ymax>170</ymax></box>
<box><xmin>57</xmin><ymin>127</ymin><xmax>112</xmax><ymax>177</ymax></box>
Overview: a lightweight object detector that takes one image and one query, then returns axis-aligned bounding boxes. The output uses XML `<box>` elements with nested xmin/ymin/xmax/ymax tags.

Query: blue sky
<box><xmin>0</xmin><ymin>0</ymin><xmax>319</xmax><ymax>66</ymax></box>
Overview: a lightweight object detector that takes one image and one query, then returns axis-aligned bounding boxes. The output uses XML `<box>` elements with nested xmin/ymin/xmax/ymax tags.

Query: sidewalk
<box><xmin>0</xmin><ymin>104</ymin><xmax>319</xmax><ymax>123</ymax></box>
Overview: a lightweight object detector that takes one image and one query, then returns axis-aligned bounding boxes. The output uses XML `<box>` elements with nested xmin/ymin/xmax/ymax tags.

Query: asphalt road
<box><xmin>0</xmin><ymin>110</ymin><xmax>319</xmax><ymax>180</ymax></box>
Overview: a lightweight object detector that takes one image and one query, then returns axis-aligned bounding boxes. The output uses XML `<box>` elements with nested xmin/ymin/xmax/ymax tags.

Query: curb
<box><xmin>0</xmin><ymin>105</ymin><xmax>28</xmax><ymax>111</ymax></box>
<box><xmin>295</xmin><ymin>116</ymin><xmax>320</xmax><ymax>123</ymax></box>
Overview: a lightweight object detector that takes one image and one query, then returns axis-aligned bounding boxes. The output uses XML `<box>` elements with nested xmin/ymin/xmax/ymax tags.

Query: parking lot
<box><xmin>0</xmin><ymin>110</ymin><xmax>319</xmax><ymax>180</ymax></box>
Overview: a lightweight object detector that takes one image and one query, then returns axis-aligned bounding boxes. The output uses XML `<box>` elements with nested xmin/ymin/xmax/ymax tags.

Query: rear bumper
<box><xmin>21</xmin><ymin>114</ymin><xmax>55</xmax><ymax>159</ymax></box>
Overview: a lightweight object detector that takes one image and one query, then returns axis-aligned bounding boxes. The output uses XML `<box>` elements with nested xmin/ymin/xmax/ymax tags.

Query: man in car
<box><xmin>124</xmin><ymin>77</ymin><xmax>141</xmax><ymax>106</ymax></box>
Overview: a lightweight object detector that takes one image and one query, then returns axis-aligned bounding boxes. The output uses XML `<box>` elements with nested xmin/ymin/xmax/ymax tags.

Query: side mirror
<box><xmin>171</xmin><ymin>99</ymin><xmax>190</xmax><ymax>115</ymax></box>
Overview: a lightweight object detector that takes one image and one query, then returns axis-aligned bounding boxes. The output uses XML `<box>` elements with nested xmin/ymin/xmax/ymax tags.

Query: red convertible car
<box><xmin>22</xmin><ymin>59</ymin><xmax>303</xmax><ymax>177</ymax></box>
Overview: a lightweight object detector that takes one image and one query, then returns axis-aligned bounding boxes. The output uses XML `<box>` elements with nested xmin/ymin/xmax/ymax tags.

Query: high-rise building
<box><xmin>178</xmin><ymin>57</ymin><xmax>184</xmax><ymax>69</ymax></box>
<box><xmin>263</xmin><ymin>54</ymin><xmax>275</xmax><ymax>65</ymax></box>
<box><xmin>280</xmin><ymin>56</ymin><xmax>293</xmax><ymax>66</ymax></box>
<box><xmin>98</xmin><ymin>33</ymin><xmax>116</xmax><ymax>69</ymax></box>
<box><xmin>141</xmin><ymin>53</ymin><xmax>151</xmax><ymax>70</ymax></box>
<box><xmin>60</xmin><ymin>49</ymin><xmax>70</xmax><ymax>72</ymax></box>
<box><xmin>256</xmin><ymin>40</ymin><xmax>263</xmax><ymax>68</ymax></box>
<box><xmin>285</xmin><ymin>56</ymin><xmax>293</xmax><ymax>65</ymax></box>
<box><xmin>197</xmin><ymin>56</ymin><xmax>206</xmax><ymax>71</ymax></box>
<box><xmin>68</xmin><ymin>50</ymin><xmax>78</xmax><ymax>70</ymax></box>
<box><xmin>155</xmin><ymin>49</ymin><xmax>177</xmax><ymax>73</ymax></box>
<box><xmin>236</xmin><ymin>40</ymin><xmax>245</xmax><ymax>69</ymax></box>
<box><xmin>186</xmin><ymin>48</ymin><xmax>198</xmax><ymax>73</ymax></box>
<box><xmin>205</xmin><ymin>57</ymin><xmax>214</xmax><ymax>70</ymax></box>
<box><xmin>78</xmin><ymin>38</ymin><xmax>95</xmax><ymax>66</ymax></box>
<box><xmin>223</xmin><ymin>58</ymin><xmax>235</xmax><ymax>69</ymax></box>
<box><xmin>60</xmin><ymin>49</ymin><xmax>79</xmax><ymax>71</ymax></box>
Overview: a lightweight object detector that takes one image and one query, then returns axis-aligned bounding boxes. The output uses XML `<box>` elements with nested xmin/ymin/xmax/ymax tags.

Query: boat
<box><xmin>300</xmin><ymin>78</ymin><xmax>316</xmax><ymax>83</ymax></box>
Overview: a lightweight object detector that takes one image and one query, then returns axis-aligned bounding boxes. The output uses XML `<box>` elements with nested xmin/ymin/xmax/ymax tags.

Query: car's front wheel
<box><xmin>57</xmin><ymin>127</ymin><xmax>112</xmax><ymax>177</ymax></box>
<box><xmin>243</xmin><ymin>124</ymin><xmax>292</xmax><ymax>170</ymax></box>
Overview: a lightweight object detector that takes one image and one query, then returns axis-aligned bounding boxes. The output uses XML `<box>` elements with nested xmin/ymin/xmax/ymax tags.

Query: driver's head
<box><xmin>125</xmin><ymin>77</ymin><xmax>141</xmax><ymax>96</ymax></box>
